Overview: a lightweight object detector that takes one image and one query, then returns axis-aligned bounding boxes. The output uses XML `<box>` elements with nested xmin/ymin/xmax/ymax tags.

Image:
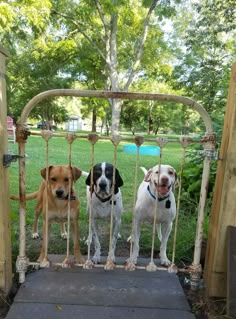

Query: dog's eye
<box><xmin>51</xmin><ymin>177</ymin><xmax>56</xmax><ymax>182</ymax></box>
<box><xmin>105</xmin><ymin>171</ymin><xmax>112</xmax><ymax>178</ymax></box>
<box><xmin>64</xmin><ymin>178</ymin><xmax>69</xmax><ymax>182</ymax></box>
<box><xmin>155</xmin><ymin>171</ymin><xmax>159</xmax><ymax>174</ymax></box>
<box><xmin>94</xmin><ymin>172</ymin><xmax>100</xmax><ymax>179</ymax></box>
<box><xmin>169</xmin><ymin>171</ymin><xmax>174</xmax><ymax>175</ymax></box>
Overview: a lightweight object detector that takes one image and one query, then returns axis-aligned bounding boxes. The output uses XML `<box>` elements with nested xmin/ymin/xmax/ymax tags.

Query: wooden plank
<box><xmin>227</xmin><ymin>226</ymin><xmax>236</xmax><ymax>317</ymax></box>
<box><xmin>204</xmin><ymin>62</ymin><xmax>236</xmax><ymax>297</ymax></box>
<box><xmin>0</xmin><ymin>47</ymin><xmax>12</xmax><ymax>294</ymax></box>
<box><xmin>6</xmin><ymin>266</ymin><xmax>195</xmax><ymax>319</ymax></box>
<box><xmin>14</xmin><ymin>268</ymin><xmax>191</xmax><ymax>311</ymax></box>
<box><xmin>6</xmin><ymin>303</ymin><xmax>195</xmax><ymax>319</ymax></box>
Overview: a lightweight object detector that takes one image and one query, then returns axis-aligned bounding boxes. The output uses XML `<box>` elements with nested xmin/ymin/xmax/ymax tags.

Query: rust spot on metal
<box><xmin>87</xmin><ymin>134</ymin><xmax>99</xmax><ymax>145</ymax></box>
<box><xmin>16</xmin><ymin>123</ymin><xmax>30</xmax><ymax>143</ymax></box>
<box><xmin>134</xmin><ymin>136</ymin><xmax>144</xmax><ymax>147</ymax></box>
<box><xmin>65</xmin><ymin>132</ymin><xmax>77</xmax><ymax>144</ymax></box>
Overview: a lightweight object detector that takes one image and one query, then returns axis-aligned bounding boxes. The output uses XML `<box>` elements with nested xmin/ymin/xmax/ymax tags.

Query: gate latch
<box><xmin>3</xmin><ymin>154</ymin><xmax>24</xmax><ymax>168</ymax></box>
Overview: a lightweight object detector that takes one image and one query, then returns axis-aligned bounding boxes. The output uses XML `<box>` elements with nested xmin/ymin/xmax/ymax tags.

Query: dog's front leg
<box><xmin>38</xmin><ymin>221</ymin><xmax>51</xmax><ymax>263</ymax></box>
<box><xmin>127</xmin><ymin>220</ymin><xmax>140</xmax><ymax>264</ymax></box>
<box><xmin>60</xmin><ymin>223</ymin><xmax>68</xmax><ymax>239</ymax></box>
<box><xmin>108</xmin><ymin>217</ymin><xmax>121</xmax><ymax>262</ymax></box>
<box><xmin>32</xmin><ymin>203</ymin><xmax>41</xmax><ymax>239</ymax></box>
<box><xmin>91</xmin><ymin>218</ymin><xmax>101</xmax><ymax>264</ymax></box>
<box><xmin>159</xmin><ymin>222</ymin><xmax>172</xmax><ymax>266</ymax></box>
<box><xmin>71</xmin><ymin>220</ymin><xmax>84</xmax><ymax>264</ymax></box>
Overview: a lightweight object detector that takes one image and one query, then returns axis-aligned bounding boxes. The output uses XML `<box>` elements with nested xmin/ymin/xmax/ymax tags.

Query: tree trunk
<box><xmin>110</xmin><ymin>98</ymin><xmax>123</xmax><ymax>135</ymax></box>
<box><xmin>92</xmin><ymin>107</ymin><xmax>97</xmax><ymax>132</ymax></box>
<box><xmin>148</xmin><ymin>116</ymin><xmax>153</xmax><ymax>134</ymax></box>
<box><xmin>97</xmin><ymin>0</ymin><xmax>158</xmax><ymax>135</ymax></box>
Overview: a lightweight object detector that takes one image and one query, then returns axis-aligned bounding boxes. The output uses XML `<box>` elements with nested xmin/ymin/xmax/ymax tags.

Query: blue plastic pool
<box><xmin>123</xmin><ymin>144</ymin><xmax>160</xmax><ymax>156</ymax></box>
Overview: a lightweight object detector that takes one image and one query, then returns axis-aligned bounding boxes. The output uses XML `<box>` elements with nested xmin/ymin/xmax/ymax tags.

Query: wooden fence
<box><xmin>0</xmin><ymin>46</ymin><xmax>12</xmax><ymax>295</ymax></box>
<box><xmin>204</xmin><ymin>62</ymin><xmax>236</xmax><ymax>298</ymax></box>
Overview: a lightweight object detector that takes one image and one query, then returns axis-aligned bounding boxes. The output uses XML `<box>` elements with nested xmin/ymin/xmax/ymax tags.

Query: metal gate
<box><xmin>11</xmin><ymin>89</ymin><xmax>216</xmax><ymax>290</ymax></box>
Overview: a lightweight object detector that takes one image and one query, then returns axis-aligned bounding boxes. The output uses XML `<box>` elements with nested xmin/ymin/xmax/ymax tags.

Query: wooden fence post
<box><xmin>0</xmin><ymin>45</ymin><xmax>12</xmax><ymax>294</ymax></box>
<box><xmin>204</xmin><ymin>62</ymin><xmax>236</xmax><ymax>297</ymax></box>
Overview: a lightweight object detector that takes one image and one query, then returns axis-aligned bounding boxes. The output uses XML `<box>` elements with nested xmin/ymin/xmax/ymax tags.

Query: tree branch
<box><xmin>94</xmin><ymin>0</ymin><xmax>112</xmax><ymax>73</ymax></box>
<box><xmin>52</xmin><ymin>9</ymin><xmax>107</xmax><ymax>62</ymax></box>
<box><xmin>110</xmin><ymin>12</ymin><xmax>119</xmax><ymax>90</ymax></box>
<box><xmin>124</xmin><ymin>0</ymin><xmax>159</xmax><ymax>90</ymax></box>
<box><xmin>94</xmin><ymin>0</ymin><xmax>109</xmax><ymax>32</ymax></box>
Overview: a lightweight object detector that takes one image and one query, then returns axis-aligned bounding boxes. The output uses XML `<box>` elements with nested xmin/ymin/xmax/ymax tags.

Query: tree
<box><xmin>1</xmin><ymin>0</ymin><xmax>178</xmax><ymax>131</ymax></box>
<box><xmin>0</xmin><ymin>0</ymin><xmax>73</xmax><ymax>123</ymax></box>
<box><xmin>51</xmin><ymin>0</ymin><xmax>177</xmax><ymax>134</ymax></box>
<box><xmin>171</xmin><ymin>0</ymin><xmax>236</xmax><ymax>119</ymax></box>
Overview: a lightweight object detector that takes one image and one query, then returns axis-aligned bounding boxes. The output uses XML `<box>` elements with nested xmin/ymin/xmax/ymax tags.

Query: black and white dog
<box><xmin>85</xmin><ymin>162</ymin><xmax>124</xmax><ymax>264</ymax></box>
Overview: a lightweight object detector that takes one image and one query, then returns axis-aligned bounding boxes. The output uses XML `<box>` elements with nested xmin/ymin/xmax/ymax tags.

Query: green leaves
<box><xmin>0</xmin><ymin>3</ymin><xmax>15</xmax><ymax>33</ymax></box>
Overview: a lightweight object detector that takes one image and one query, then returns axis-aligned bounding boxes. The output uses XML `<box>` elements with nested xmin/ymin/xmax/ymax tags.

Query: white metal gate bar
<box><xmin>104</xmin><ymin>136</ymin><xmax>121</xmax><ymax>270</ymax></box>
<box><xmin>64</xmin><ymin>133</ymin><xmax>77</xmax><ymax>267</ymax></box>
<box><xmin>83</xmin><ymin>134</ymin><xmax>98</xmax><ymax>269</ymax></box>
<box><xmin>40</xmin><ymin>130</ymin><xmax>53</xmax><ymax>267</ymax></box>
<box><xmin>126</xmin><ymin>136</ymin><xmax>144</xmax><ymax>271</ymax></box>
<box><xmin>171</xmin><ymin>138</ymin><xmax>189</xmax><ymax>265</ymax></box>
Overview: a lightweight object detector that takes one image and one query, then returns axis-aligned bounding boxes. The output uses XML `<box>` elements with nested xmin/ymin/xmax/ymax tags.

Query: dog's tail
<box><xmin>81</xmin><ymin>171</ymin><xmax>89</xmax><ymax>177</ymax></box>
<box><xmin>140</xmin><ymin>167</ymin><xmax>147</xmax><ymax>175</ymax></box>
<box><xmin>10</xmin><ymin>191</ymin><xmax>38</xmax><ymax>201</ymax></box>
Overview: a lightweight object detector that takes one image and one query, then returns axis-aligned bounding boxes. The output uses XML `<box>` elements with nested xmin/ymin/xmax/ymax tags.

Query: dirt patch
<box><xmin>0</xmin><ymin>278</ymin><xmax>20</xmax><ymax>319</ymax></box>
<box><xmin>178</xmin><ymin>272</ymin><xmax>227</xmax><ymax>319</ymax></box>
<box><xmin>185</xmin><ymin>289</ymin><xmax>227</xmax><ymax>319</ymax></box>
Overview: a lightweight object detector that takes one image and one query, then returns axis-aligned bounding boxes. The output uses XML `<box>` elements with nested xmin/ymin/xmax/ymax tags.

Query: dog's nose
<box><xmin>161</xmin><ymin>176</ymin><xmax>169</xmax><ymax>184</ymax></box>
<box><xmin>56</xmin><ymin>189</ymin><xmax>64</xmax><ymax>198</ymax></box>
<box><xmin>99</xmin><ymin>182</ymin><xmax>107</xmax><ymax>191</ymax></box>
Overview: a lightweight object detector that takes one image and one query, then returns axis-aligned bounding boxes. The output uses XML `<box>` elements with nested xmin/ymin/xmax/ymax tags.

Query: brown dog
<box><xmin>11</xmin><ymin>165</ymin><xmax>84</xmax><ymax>264</ymax></box>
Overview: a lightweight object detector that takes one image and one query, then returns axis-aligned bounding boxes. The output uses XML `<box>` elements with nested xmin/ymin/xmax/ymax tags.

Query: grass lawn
<box><xmin>8</xmin><ymin>131</ymin><xmax>201</xmax><ymax>267</ymax></box>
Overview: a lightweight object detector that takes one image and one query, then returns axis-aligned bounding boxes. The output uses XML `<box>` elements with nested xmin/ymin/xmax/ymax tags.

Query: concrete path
<box><xmin>6</xmin><ymin>257</ymin><xmax>195</xmax><ymax>319</ymax></box>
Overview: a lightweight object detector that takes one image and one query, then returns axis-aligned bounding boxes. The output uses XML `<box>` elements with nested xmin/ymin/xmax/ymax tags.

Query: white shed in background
<box><xmin>65</xmin><ymin>115</ymin><xmax>83</xmax><ymax>132</ymax></box>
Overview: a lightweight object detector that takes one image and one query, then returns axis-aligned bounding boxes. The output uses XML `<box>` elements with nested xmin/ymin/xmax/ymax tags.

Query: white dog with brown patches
<box><xmin>128</xmin><ymin>164</ymin><xmax>177</xmax><ymax>266</ymax></box>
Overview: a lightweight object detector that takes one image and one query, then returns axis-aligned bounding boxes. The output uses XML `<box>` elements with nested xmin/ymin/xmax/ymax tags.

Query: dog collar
<box><xmin>94</xmin><ymin>192</ymin><xmax>112</xmax><ymax>203</ymax></box>
<box><xmin>147</xmin><ymin>185</ymin><xmax>170</xmax><ymax>202</ymax></box>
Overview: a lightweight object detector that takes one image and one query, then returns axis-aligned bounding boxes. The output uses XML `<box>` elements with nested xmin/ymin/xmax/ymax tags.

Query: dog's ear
<box><xmin>71</xmin><ymin>166</ymin><xmax>82</xmax><ymax>182</ymax></box>
<box><xmin>85</xmin><ymin>171</ymin><xmax>91</xmax><ymax>186</ymax></box>
<box><xmin>172</xmin><ymin>170</ymin><xmax>179</xmax><ymax>192</ymax></box>
<box><xmin>114</xmin><ymin>168</ymin><xmax>123</xmax><ymax>193</ymax></box>
<box><xmin>40</xmin><ymin>166</ymin><xmax>53</xmax><ymax>180</ymax></box>
<box><xmin>144</xmin><ymin>169</ymin><xmax>153</xmax><ymax>182</ymax></box>
<box><xmin>85</xmin><ymin>171</ymin><xmax>94</xmax><ymax>193</ymax></box>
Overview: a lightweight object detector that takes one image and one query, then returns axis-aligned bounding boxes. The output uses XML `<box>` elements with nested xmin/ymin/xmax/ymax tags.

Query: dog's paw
<box><xmin>104</xmin><ymin>259</ymin><xmax>116</xmax><ymax>270</ymax></box>
<box><xmin>125</xmin><ymin>258</ymin><xmax>137</xmax><ymax>271</ymax></box>
<box><xmin>61</xmin><ymin>232</ymin><xmax>68</xmax><ymax>239</ymax></box>
<box><xmin>92</xmin><ymin>255</ymin><xmax>101</xmax><ymax>264</ymax></box>
<box><xmin>75</xmin><ymin>255</ymin><xmax>85</xmax><ymax>265</ymax></box>
<box><xmin>160</xmin><ymin>256</ymin><xmax>171</xmax><ymax>267</ymax></box>
<box><xmin>127</xmin><ymin>235</ymin><xmax>132</xmax><ymax>243</ymax></box>
<box><xmin>32</xmin><ymin>232</ymin><xmax>39</xmax><ymax>239</ymax></box>
<box><xmin>125</xmin><ymin>257</ymin><xmax>137</xmax><ymax>265</ymax></box>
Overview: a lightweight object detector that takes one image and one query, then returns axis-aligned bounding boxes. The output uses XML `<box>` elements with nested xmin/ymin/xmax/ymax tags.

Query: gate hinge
<box><xmin>3</xmin><ymin>154</ymin><xmax>24</xmax><ymax>168</ymax></box>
